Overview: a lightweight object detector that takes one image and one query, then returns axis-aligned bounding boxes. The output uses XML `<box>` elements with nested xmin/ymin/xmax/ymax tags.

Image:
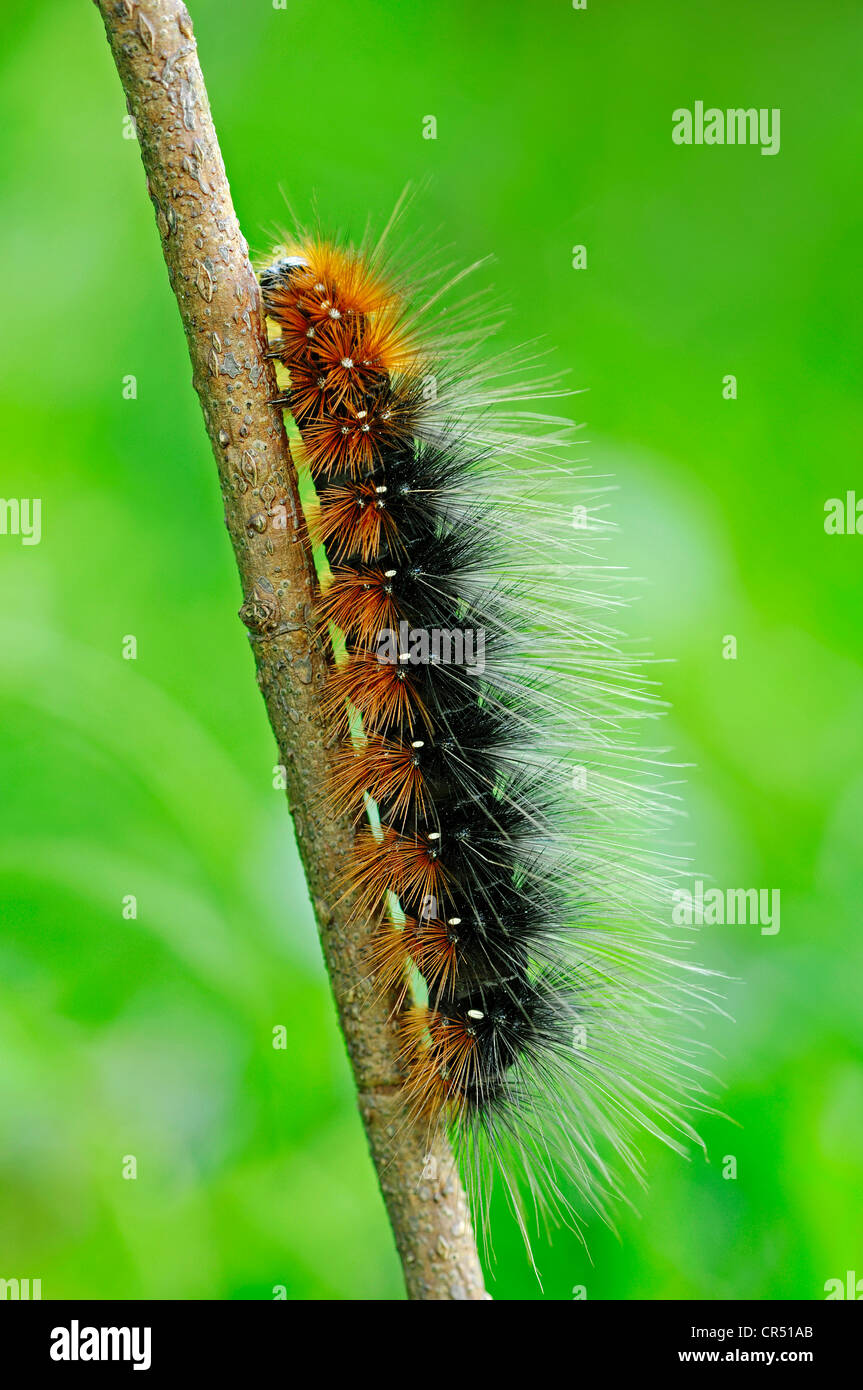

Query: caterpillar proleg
<box><xmin>259</xmin><ymin>216</ymin><xmax>718</xmax><ymax>1263</ymax></box>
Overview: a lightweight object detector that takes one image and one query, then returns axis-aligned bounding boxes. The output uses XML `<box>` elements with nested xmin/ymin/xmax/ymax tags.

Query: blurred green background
<box><xmin>1</xmin><ymin>0</ymin><xmax>861</xmax><ymax>1301</ymax></box>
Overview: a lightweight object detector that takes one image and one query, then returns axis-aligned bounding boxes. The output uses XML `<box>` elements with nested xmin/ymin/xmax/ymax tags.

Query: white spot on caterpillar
<box><xmin>467</xmin><ymin>1009</ymin><xmax>484</xmax><ymax>1021</ymax></box>
<box><xmin>340</xmin><ymin>357</ymin><xmax>354</xmax><ymax>369</ymax></box>
<box><xmin>384</xmin><ymin>568</ymin><xmax>397</xmax><ymax>577</ymax></box>
<box><xmin>411</xmin><ymin>740</ymin><xmax>425</xmax><ymax>748</ymax></box>
<box><xmin>447</xmin><ymin>917</ymin><xmax>461</xmax><ymax>926</ymax></box>
<box><xmin>427</xmin><ymin>831</ymin><xmax>440</xmax><ymax>841</ymax></box>
<box><xmin>375</xmin><ymin>485</ymin><xmax>387</xmax><ymax>493</ymax></box>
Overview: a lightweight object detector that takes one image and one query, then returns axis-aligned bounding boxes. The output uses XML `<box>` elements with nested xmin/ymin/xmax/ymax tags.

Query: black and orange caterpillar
<box><xmin>260</xmin><ymin>229</ymin><xmax>714</xmax><ymax>1252</ymax></box>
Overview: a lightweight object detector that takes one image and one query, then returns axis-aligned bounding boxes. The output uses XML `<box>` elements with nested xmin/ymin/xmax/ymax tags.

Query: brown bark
<box><xmin>92</xmin><ymin>0</ymin><xmax>487</xmax><ymax>1301</ymax></box>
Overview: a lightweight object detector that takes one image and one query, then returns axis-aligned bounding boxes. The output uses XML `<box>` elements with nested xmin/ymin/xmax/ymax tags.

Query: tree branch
<box><xmin>93</xmin><ymin>0</ymin><xmax>486</xmax><ymax>1301</ymax></box>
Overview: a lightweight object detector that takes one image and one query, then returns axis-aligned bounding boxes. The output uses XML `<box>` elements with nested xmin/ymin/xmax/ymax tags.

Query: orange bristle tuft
<box><xmin>320</xmin><ymin>654</ymin><xmax>432</xmax><ymax>737</ymax></box>
<box><xmin>364</xmin><ymin>920</ymin><xmax>413</xmax><ymax>1008</ymax></box>
<box><xmin>317</xmin><ymin>567</ymin><xmax>401</xmax><ymax>647</ymax></box>
<box><xmin>346</xmin><ymin>826</ymin><xmax>449</xmax><ymax>923</ymax></box>
<box><xmin>313</xmin><ymin>479</ymin><xmax>407</xmax><ymax>564</ymax></box>
<box><xmin>327</xmin><ymin>737</ymin><xmax>429</xmax><ymax>824</ymax></box>
<box><xmin>398</xmin><ymin>1006</ymin><xmax>480</xmax><ymax>1119</ymax></box>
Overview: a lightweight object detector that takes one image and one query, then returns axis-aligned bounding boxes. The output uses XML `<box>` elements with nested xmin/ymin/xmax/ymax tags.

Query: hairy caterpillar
<box><xmin>258</xmin><ymin>215</ymin><xmax>717</xmax><ymax>1262</ymax></box>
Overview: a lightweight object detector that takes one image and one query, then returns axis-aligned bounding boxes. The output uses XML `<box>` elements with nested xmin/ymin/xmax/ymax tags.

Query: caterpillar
<box><xmin>258</xmin><ymin>215</ymin><xmax>717</xmax><ymax>1262</ymax></box>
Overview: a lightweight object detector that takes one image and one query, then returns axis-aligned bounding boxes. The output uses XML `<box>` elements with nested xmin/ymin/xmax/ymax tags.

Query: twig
<box><xmin>93</xmin><ymin>0</ymin><xmax>487</xmax><ymax>1301</ymax></box>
